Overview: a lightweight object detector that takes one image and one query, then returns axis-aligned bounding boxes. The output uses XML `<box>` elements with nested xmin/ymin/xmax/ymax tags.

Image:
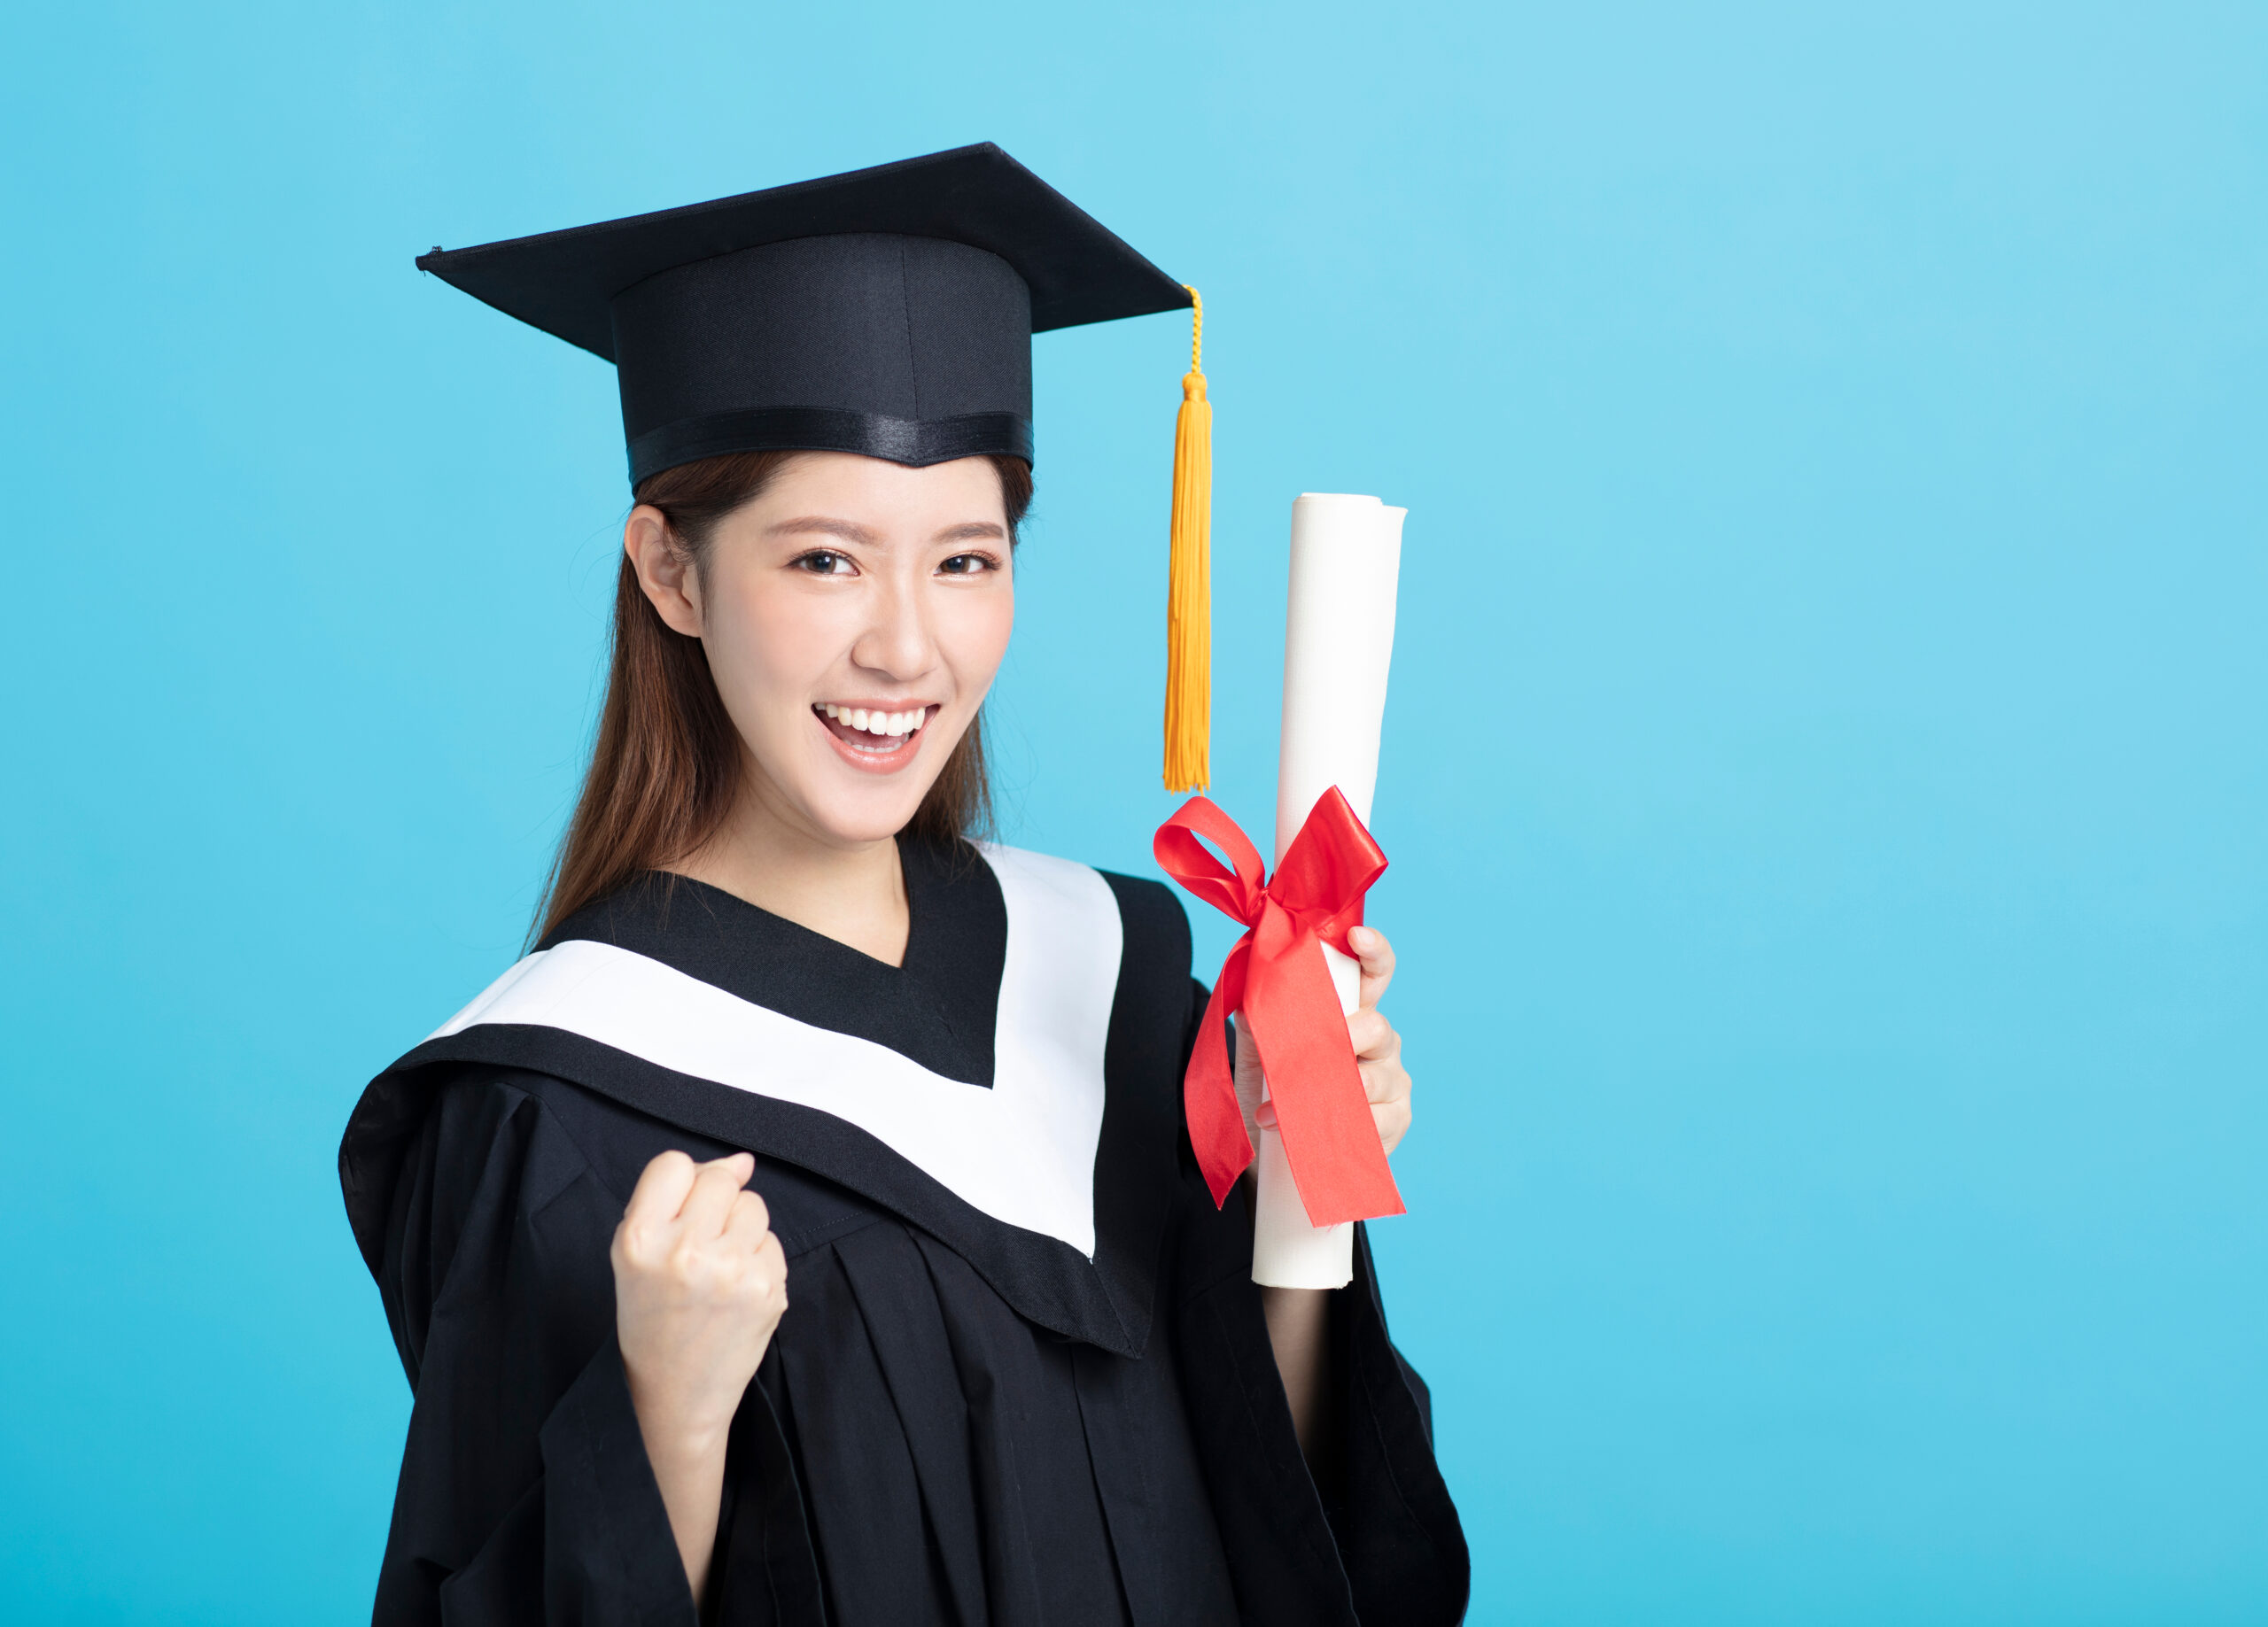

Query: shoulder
<box><xmin>338</xmin><ymin>1066</ymin><xmax>630</xmax><ymax>1277</ymax></box>
<box><xmin>342</xmin><ymin>1064</ymin><xmax>883</xmax><ymax>1274</ymax></box>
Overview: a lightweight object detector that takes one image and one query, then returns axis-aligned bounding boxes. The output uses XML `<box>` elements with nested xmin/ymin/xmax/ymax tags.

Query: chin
<box><xmin>818</xmin><ymin>801</ymin><xmax>930</xmax><ymax>846</ymax></box>
<box><xmin>791</xmin><ymin>770</ymin><xmax>939</xmax><ymax>848</ymax></box>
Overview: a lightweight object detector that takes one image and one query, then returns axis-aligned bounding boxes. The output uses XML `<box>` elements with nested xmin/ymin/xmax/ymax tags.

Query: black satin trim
<box><xmin>627</xmin><ymin>407</ymin><xmax>1034</xmax><ymax>481</ymax></box>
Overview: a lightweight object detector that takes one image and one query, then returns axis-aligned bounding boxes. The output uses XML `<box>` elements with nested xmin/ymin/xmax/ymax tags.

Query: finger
<box><xmin>753</xmin><ymin>1231</ymin><xmax>790</xmax><ymax>1309</ymax></box>
<box><xmin>1361</xmin><ymin>1058</ymin><xmax>1411</xmax><ymax>1106</ymax></box>
<box><xmin>1372</xmin><ymin>1097</ymin><xmax>1413</xmax><ymax>1156</ymax></box>
<box><xmin>679</xmin><ymin>1153</ymin><xmax>756</xmax><ymax>1241</ymax></box>
<box><xmin>623</xmin><ymin>1149</ymin><xmax>699</xmax><ymax>1228</ymax></box>
<box><xmin>1346</xmin><ymin>1007</ymin><xmax>1400</xmax><ymax>1062</ymax></box>
<box><xmin>1348</xmin><ymin>926</ymin><xmax>1396</xmax><ymax>1009</ymax></box>
<box><xmin>724</xmin><ymin>1188</ymin><xmax>773</xmax><ymax>1248</ymax></box>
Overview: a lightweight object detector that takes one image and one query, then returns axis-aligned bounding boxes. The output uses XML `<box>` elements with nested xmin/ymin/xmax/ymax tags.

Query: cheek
<box><xmin>940</xmin><ymin>584</ymin><xmax>1015</xmax><ymax>689</ymax></box>
<box><xmin>703</xmin><ymin>578</ymin><xmax>842</xmax><ymax>721</ymax></box>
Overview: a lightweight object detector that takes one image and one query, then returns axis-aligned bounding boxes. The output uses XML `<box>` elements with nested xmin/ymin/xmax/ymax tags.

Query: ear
<box><xmin>624</xmin><ymin>505</ymin><xmax>704</xmax><ymax>637</ymax></box>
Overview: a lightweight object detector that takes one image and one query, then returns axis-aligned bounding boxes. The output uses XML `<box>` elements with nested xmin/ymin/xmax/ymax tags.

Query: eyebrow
<box><xmin>765</xmin><ymin>516</ymin><xmax>1007</xmax><ymax>546</ymax></box>
<box><xmin>765</xmin><ymin>516</ymin><xmax>882</xmax><ymax>545</ymax></box>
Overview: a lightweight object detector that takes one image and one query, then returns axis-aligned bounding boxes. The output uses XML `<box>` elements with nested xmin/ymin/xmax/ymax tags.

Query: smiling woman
<box><xmin>338</xmin><ymin>144</ymin><xmax>1464</xmax><ymax>1627</ymax></box>
<box><xmin>537</xmin><ymin>448</ymin><xmax>1033</xmax><ymax>946</ymax></box>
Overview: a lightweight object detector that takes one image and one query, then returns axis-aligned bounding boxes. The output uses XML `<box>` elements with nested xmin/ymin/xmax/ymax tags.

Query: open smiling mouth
<box><xmin>813</xmin><ymin>701</ymin><xmax>934</xmax><ymax>763</ymax></box>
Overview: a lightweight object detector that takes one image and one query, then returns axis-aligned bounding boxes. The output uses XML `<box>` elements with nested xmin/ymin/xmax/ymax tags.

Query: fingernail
<box><xmin>1351</xmin><ymin>926</ymin><xmax>1375</xmax><ymax>949</ymax></box>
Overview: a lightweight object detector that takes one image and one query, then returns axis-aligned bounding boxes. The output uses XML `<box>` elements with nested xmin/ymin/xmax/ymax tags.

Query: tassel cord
<box><xmin>1163</xmin><ymin>285</ymin><xmax>1213</xmax><ymax>793</ymax></box>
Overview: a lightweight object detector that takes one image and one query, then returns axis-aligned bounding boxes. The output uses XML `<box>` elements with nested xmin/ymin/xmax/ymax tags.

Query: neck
<box><xmin>668</xmin><ymin>769</ymin><xmax>912</xmax><ymax>967</ymax></box>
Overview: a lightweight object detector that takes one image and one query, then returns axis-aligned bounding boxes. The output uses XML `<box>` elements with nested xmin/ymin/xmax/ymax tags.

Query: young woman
<box><xmin>340</xmin><ymin>145</ymin><xmax>1467</xmax><ymax>1627</ymax></box>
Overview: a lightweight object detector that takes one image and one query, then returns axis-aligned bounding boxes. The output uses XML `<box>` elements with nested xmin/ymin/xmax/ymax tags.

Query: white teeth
<box><xmin>818</xmin><ymin>703</ymin><xmax>927</xmax><ymax>740</ymax></box>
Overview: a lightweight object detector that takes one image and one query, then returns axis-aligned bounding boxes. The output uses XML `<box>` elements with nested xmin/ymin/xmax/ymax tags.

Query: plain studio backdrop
<box><xmin>2</xmin><ymin>3</ymin><xmax>2261</xmax><ymax>1623</ymax></box>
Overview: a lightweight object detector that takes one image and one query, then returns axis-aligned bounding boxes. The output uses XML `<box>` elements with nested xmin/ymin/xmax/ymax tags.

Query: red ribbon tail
<box><xmin>1245</xmin><ymin>907</ymin><xmax>1406</xmax><ymax>1226</ymax></box>
<box><xmin>1183</xmin><ymin>938</ymin><xmax>1254</xmax><ymax>1209</ymax></box>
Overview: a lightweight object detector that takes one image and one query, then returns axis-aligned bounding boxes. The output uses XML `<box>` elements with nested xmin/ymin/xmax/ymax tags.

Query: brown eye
<box><xmin>939</xmin><ymin>553</ymin><xmax>997</xmax><ymax>576</ymax></box>
<box><xmin>796</xmin><ymin>550</ymin><xmax>852</xmax><ymax>575</ymax></box>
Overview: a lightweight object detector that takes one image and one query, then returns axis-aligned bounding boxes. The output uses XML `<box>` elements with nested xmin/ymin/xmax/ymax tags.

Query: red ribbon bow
<box><xmin>1153</xmin><ymin>788</ymin><xmax>1406</xmax><ymax>1226</ymax></box>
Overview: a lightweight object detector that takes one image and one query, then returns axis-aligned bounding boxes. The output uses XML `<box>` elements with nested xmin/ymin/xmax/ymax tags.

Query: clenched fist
<box><xmin>612</xmin><ymin>1150</ymin><xmax>787</xmax><ymax>1596</ymax></box>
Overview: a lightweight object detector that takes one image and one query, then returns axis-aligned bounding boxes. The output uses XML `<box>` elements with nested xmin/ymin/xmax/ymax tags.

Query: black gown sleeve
<box><xmin>370</xmin><ymin>1073</ymin><xmax>698</xmax><ymax>1627</ymax></box>
<box><xmin>1167</xmin><ymin>980</ymin><xmax>1471</xmax><ymax>1627</ymax></box>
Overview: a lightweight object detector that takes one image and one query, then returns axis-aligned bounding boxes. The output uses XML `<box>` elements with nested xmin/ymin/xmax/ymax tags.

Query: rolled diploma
<box><xmin>1250</xmin><ymin>492</ymin><xmax>1405</xmax><ymax>1288</ymax></box>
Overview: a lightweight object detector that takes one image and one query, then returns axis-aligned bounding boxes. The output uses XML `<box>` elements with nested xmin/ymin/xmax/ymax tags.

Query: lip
<box><xmin>812</xmin><ymin>701</ymin><xmax>936</xmax><ymax>775</ymax></box>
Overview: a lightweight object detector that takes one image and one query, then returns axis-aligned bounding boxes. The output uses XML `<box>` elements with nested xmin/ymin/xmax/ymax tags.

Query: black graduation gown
<box><xmin>339</xmin><ymin>839</ymin><xmax>1467</xmax><ymax>1627</ymax></box>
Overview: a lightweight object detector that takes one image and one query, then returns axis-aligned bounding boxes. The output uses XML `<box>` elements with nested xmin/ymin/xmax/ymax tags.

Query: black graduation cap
<box><xmin>416</xmin><ymin>143</ymin><xmax>1192</xmax><ymax>484</ymax></box>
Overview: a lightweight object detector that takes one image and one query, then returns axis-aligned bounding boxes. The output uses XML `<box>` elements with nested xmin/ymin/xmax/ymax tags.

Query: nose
<box><xmin>849</xmin><ymin>568</ymin><xmax>937</xmax><ymax>683</ymax></box>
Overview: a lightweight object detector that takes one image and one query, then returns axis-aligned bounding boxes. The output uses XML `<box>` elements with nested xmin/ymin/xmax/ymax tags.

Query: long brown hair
<box><xmin>534</xmin><ymin>449</ymin><xmax>1033</xmax><ymax>940</ymax></box>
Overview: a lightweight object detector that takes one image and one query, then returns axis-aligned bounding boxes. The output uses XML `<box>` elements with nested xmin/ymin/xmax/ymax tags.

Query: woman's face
<box><xmin>654</xmin><ymin>452</ymin><xmax>1015</xmax><ymax>848</ymax></box>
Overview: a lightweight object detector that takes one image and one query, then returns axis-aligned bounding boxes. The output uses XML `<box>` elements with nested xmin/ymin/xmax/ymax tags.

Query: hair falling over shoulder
<box><xmin>532</xmin><ymin>450</ymin><xmax>1033</xmax><ymax>942</ymax></box>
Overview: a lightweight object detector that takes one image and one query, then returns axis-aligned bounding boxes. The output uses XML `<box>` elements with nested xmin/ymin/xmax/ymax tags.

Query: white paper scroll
<box><xmin>1251</xmin><ymin>492</ymin><xmax>1405</xmax><ymax>1288</ymax></box>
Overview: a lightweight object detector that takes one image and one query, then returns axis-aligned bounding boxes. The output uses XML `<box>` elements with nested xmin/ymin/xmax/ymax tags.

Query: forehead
<box><xmin>741</xmin><ymin>453</ymin><xmax>1009</xmax><ymax>531</ymax></box>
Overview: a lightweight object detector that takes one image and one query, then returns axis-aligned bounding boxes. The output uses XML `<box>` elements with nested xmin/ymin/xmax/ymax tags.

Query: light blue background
<box><xmin>2</xmin><ymin>4</ymin><xmax>2262</xmax><ymax>1623</ymax></box>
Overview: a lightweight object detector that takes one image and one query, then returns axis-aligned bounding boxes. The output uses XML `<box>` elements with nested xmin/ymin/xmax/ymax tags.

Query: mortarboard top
<box><xmin>416</xmin><ymin>143</ymin><xmax>1192</xmax><ymax>484</ymax></box>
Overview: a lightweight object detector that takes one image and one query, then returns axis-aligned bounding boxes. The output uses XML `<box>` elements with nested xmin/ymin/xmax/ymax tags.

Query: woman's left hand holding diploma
<box><xmin>1240</xmin><ymin>924</ymin><xmax>1412</xmax><ymax>1467</ymax></box>
<box><xmin>1237</xmin><ymin>923</ymin><xmax>1414</xmax><ymax>1158</ymax></box>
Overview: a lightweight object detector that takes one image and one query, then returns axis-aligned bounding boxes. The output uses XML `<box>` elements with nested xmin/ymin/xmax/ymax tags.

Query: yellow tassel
<box><xmin>1163</xmin><ymin>285</ymin><xmax>1212</xmax><ymax>792</ymax></box>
